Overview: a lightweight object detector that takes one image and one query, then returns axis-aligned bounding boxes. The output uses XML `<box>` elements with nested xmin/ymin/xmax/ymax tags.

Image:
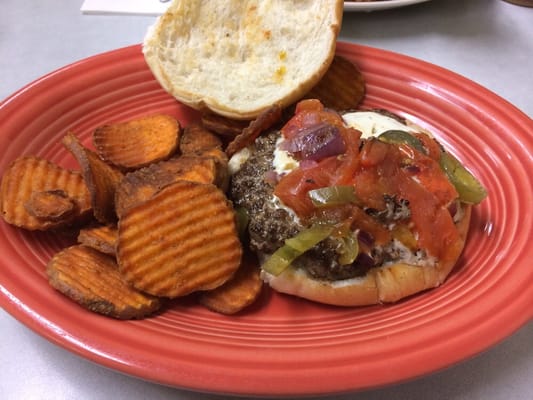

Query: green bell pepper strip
<box><xmin>439</xmin><ymin>152</ymin><xmax>488</xmax><ymax>204</ymax></box>
<box><xmin>308</xmin><ymin>185</ymin><xmax>357</xmax><ymax>208</ymax></box>
<box><xmin>377</xmin><ymin>130</ymin><xmax>427</xmax><ymax>154</ymax></box>
<box><xmin>234</xmin><ymin>207</ymin><xmax>250</xmax><ymax>241</ymax></box>
<box><xmin>337</xmin><ymin>233</ymin><xmax>359</xmax><ymax>265</ymax></box>
<box><xmin>262</xmin><ymin>224</ymin><xmax>335</xmax><ymax>276</ymax></box>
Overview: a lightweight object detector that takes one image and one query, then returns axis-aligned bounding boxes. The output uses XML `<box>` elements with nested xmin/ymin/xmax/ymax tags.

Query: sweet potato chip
<box><xmin>194</xmin><ymin>147</ymin><xmax>228</xmax><ymax>166</ymax></box>
<box><xmin>25</xmin><ymin>190</ymin><xmax>76</xmax><ymax>222</ymax></box>
<box><xmin>63</xmin><ymin>132</ymin><xmax>124</xmax><ymax>224</ymax></box>
<box><xmin>190</xmin><ymin>148</ymin><xmax>229</xmax><ymax>192</ymax></box>
<box><xmin>47</xmin><ymin>245</ymin><xmax>161</xmax><ymax>319</ymax></box>
<box><xmin>0</xmin><ymin>156</ymin><xmax>91</xmax><ymax>230</ymax></box>
<box><xmin>117</xmin><ymin>181</ymin><xmax>242</xmax><ymax>298</ymax></box>
<box><xmin>199</xmin><ymin>254</ymin><xmax>262</xmax><ymax>314</ymax></box>
<box><xmin>93</xmin><ymin>114</ymin><xmax>181</xmax><ymax>170</ymax></box>
<box><xmin>78</xmin><ymin>224</ymin><xmax>118</xmax><ymax>256</ymax></box>
<box><xmin>115</xmin><ymin>155</ymin><xmax>226</xmax><ymax>218</ymax></box>
<box><xmin>180</xmin><ymin>153</ymin><xmax>229</xmax><ymax>191</ymax></box>
<box><xmin>304</xmin><ymin>55</ymin><xmax>366</xmax><ymax>111</ymax></box>
<box><xmin>179</xmin><ymin>123</ymin><xmax>223</xmax><ymax>154</ymax></box>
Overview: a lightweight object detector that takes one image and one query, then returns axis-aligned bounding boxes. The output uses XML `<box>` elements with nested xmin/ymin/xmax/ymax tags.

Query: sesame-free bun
<box><xmin>142</xmin><ymin>0</ymin><xmax>343</xmax><ymax>120</ymax></box>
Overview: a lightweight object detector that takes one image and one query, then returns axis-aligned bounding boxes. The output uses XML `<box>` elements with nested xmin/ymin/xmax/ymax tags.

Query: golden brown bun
<box><xmin>142</xmin><ymin>0</ymin><xmax>343</xmax><ymax>120</ymax></box>
<box><xmin>261</xmin><ymin>205</ymin><xmax>471</xmax><ymax>306</ymax></box>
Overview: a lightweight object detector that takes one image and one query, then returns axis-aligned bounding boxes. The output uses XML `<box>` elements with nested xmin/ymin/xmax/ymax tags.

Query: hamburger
<box><xmin>229</xmin><ymin>99</ymin><xmax>487</xmax><ymax>306</ymax></box>
<box><xmin>141</xmin><ymin>0</ymin><xmax>487</xmax><ymax>307</ymax></box>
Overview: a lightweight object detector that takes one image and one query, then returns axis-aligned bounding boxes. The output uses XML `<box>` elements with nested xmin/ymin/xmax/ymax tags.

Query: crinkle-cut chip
<box><xmin>193</xmin><ymin>147</ymin><xmax>228</xmax><ymax>166</ymax></box>
<box><xmin>188</xmin><ymin>148</ymin><xmax>229</xmax><ymax>192</ymax></box>
<box><xmin>304</xmin><ymin>55</ymin><xmax>366</xmax><ymax>111</ymax></box>
<box><xmin>47</xmin><ymin>245</ymin><xmax>161</xmax><ymax>319</ymax></box>
<box><xmin>179</xmin><ymin>123</ymin><xmax>223</xmax><ymax>154</ymax></box>
<box><xmin>117</xmin><ymin>181</ymin><xmax>242</xmax><ymax>298</ymax></box>
<box><xmin>225</xmin><ymin>104</ymin><xmax>283</xmax><ymax>157</ymax></box>
<box><xmin>0</xmin><ymin>156</ymin><xmax>92</xmax><ymax>230</ymax></box>
<box><xmin>200</xmin><ymin>112</ymin><xmax>249</xmax><ymax>138</ymax></box>
<box><xmin>179</xmin><ymin>153</ymin><xmax>229</xmax><ymax>191</ymax></box>
<box><xmin>25</xmin><ymin>190</ymin><xmax>76</xmax><ymax>222</ymax></box>
<box><xmin>199</xmin><ymin>254</ymin><xmax>263</xmax><ymax>314</ymax></box>
<box><xmin>178</xmin><ymin>124</ymin><xmax>229</xmax><ymax>191</ymax></box>
<box><xmin>93</xmin><ymin>114</ymin><xmax>181</xmax><ymax>170</ymax></box>
<box><xmin>78</xmin><ymin>224</ymin><xmax>118</xmax><ymax>256</ymax></box>
<box><xmin>115</xmin><ymin>155</ymin><xmax>225</xmax><ymax>218</ymax></box>
<box><xmin>63</xmin><ymin>132</ymin><xmax>124</xmax><ymax>224</ymax></box>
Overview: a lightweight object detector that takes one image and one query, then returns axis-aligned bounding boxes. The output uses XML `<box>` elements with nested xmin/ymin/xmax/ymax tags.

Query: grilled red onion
<box><xmin>357</xmin><ymin>230</ymin><xmax>375</xmax><ymax>247</ymax></box>
<box><xmin>280</xmin><ymin>122</ymin><xmax>345</xmax><ymax>161</ymax></box>
<box><xmin>403</xmin><ymin>164</ymin><xmax>421</xmax><ymax>174</ymax></box>
<box><xmin>264</xmin><ymin>170</ymin><xmax>280</xmax><ymax>186</ymax></box>
<box><xmin>448</xmin><ymin>200</ymin><xmax>458</xmax><ymax>218</ymax></box>
<box><xmin>353</xmin><ymin>252</ymin><xmax>374</xmax><ymax>273</ymax></box>
<box><xmin>298</xmin><ymin>159</ymin><xmax>319</xmax><ymax>170</ymax></box>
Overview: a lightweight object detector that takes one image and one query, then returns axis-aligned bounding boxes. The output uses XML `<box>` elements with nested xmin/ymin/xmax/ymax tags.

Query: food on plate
<box><xmin>179</xmin><ymin>123</ymin><xmax>223</xmax><ymax>154</ymax></box>
<box><xmin>229</xmin><ymin>99</ymin><xmax>487</xmax><ymax>306</ymax></box>
<box><xmin>0</xmin><ymin>156</ymin><xmax>92</xmax><ymax>230</ymax></box>
<box><xmin>24</xmin><ymin>190</ymin><xmax>77</xmax><ymax>222</ymax></box>
<box><xmin>200</xmin><ymin>112</ymin><xmax>250</xmax><ymax>138</ymax></box>
<box><xmin>199</xmin><ymin>254</ymin><xmax>263</xmax><ymax>315</ymax></box>
<box><xmin>225</xmin><ymin>104</ymin><xmax>283</xmax><ymax>157</ymax></box>
<box><xmin>93</xmin><ymin>114</ymin><xmax>181</xmax><ymax>171</ymax></box>
<box><xmin>114</xmin><ymin>153</ymin><xmax>227</xmax><ymax>218</ymax></box>
<box><xmin>0</xmin><ymin>87</ymin><xmax>487</xmax><ymax>315</ymax></box>
<box><xmin>304</xmin><ymin>55</ymin><xmax>366</xmax><ymax>111</ymax></box>
<box><xmin>63</xmin><ymin>133</ymin><xmax>124</xmax><ymax>224</ymax></box>
<box><xmin>0</xmin><ymin>0</ymin><xmax>487</xmax><ymax>315</ymax></box>
<box><xmin>47</xmin><ymin>245</ymin><xmax>161</xmax><ymax>319</ymax></box>
<box><xmin>0</xmin><ymin>111</ymin><xmax>256</xmax><ymax>317</ymax></box>
<box><xmin>78</xmin><ymin>224</ymin><xmax>118</xmax><ymax>256</ymax></box>
<box><xmin>117</xmin><ymin>180</ymin><xmax>242</xmax><ymax>298</ymax></box>
<box><xmin>142</xmin><ymin>0</ymin><xmax>344</xmax><ymax>120</ymax></box>
<box><xmin>178</xmin><ymin>123</ymin><xmax>230</xmax><ymax>189</ymax></box>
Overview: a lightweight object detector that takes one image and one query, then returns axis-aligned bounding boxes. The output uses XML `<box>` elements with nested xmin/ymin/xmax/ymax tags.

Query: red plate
<box><xmin>1</xmin><ymin>42</ymin><xmax>532</xmax><ymax>396</ymax></box>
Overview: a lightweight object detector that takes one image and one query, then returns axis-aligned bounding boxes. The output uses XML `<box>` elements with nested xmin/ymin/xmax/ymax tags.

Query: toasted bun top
<box><xmin>143</xmin><ymin>0</ymin><xmax>343</xmax><ymax>120</ymax></box>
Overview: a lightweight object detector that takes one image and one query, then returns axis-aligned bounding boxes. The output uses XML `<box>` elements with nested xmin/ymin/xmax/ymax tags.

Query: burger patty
<box><xmin>230</xmin><ymin>131</ymin><xmax>374</xmax><ymax>281</ymax></box>
<box><xmin>230</xmin><ymin>131</ymin><xmax>299</xmax><ymax>254</ymax></box>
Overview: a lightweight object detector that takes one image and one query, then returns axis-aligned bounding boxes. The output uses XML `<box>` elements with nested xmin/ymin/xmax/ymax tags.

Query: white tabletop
<box><xmin>1</xmin><ymin>1</ymin><xmax>532</xmax><ymax>399</ymax></box>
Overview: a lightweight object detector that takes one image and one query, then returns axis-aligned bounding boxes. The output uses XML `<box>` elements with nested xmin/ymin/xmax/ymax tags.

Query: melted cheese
<box><xmin>228</xmin><ymin>146</ymin><xmax>252</xmax><ymax>175</ymax></box>
<box><xmin>272</xmin><ymin>136</ymin><xmax>298</xmax><ymax>175</ymax></box>
<box><xmin>342</xmin><ymin>111</ymin><xmax>412</xmax><ymax>138</ymax></box>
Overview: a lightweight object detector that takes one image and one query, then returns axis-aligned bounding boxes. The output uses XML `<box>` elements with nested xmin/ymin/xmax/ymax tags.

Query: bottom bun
<box><xmin>261</xmin><ymin>205</ymin><xmax>472</xmax><ymax>306</ymax></box>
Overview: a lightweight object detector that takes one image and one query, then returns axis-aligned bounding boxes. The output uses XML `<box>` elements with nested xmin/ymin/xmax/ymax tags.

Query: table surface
<box><xmin>1</xmin><ymin>1</ymin><xmax>532</xmax><ymax>399</ymax></box>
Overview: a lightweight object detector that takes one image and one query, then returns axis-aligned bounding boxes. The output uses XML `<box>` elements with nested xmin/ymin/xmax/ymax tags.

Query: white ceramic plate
<box><xmin>80</xmin><ymin>1</ymin><xmax>432</xmax><ymax>16</ymax></box>
<box><xmin>344</xmin><ymin>0</ymin><xmax>432</xmax><ymax>12</ymax></box>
